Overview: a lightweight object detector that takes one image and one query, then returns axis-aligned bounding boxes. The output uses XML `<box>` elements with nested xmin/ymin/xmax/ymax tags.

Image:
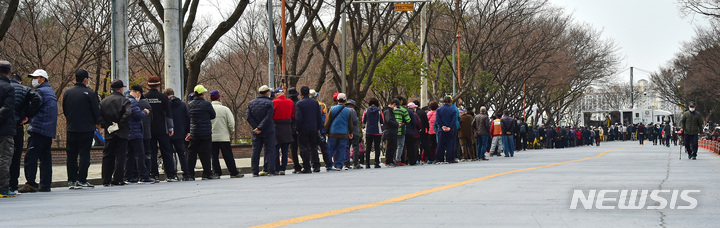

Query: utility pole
<box><xmin>267</xmin><ymin>0</ymin><xmax>275</xmax><ymax>87</ymax></box>
<box><xmin>341</xmin><ymin>1</ymin><xmax>347</xmax><ymax>94</ymax></box>
<box><xmin>164</xmin><ymin>0</ymin><xmax>183</xmax><ymax>98</ymax></box>
<box><xmin>455</xmin><ymin>0</ymin><xmax>461</xmax><ymax>105</ymax></box>
<box><xmin>630</xmin><ymin>66</ymin><xmax>634</xmax><ymax>109</ymax></box>
<box><xmin>281</xmin><ymin>0</ymin><xmax>287</xmax><ymax>90</ymax></box>
<box><xmin>452</xmin><ymin>48</ymin><xmax>456</xmax><ymax>96</ymax></box>
<box><xmin>420</xmin><ymin>4</ymin><xmax>428</xmax><ymax>107</ymax></box>
<box><xmin>111</xmin><ymin>0</ymin><xmax>128</xmax><ymax>90</ymax></box>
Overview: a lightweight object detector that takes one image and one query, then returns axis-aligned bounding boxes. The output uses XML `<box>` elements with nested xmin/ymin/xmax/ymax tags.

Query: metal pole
<box><xmin>164</xmin><ymin>0</ymin><xmax>183</xmax><ymax>98</ymax></box>
<box><xmin>420</xmin><ymin>3</ymin><xmax>428</xmax><ymax>107</ymax></box>
<box><xmin>111</xmin><ymin>0</ymin><xmax>129</xmax><ymax>90</ymax></box>
<box><xmin>452</xmin><ymin>48</ymin><xmax>456</xmax><ymax>96</ymax></box>
<box><xmin>630</xmin><ymin>67</ymin><xmax>634</xmax><ymax>109</ymax></box>
<box><xmin>455</xmin><ymin>0</ymin><xmax>461</xmax><ymax>105</ymax></box>
<box><xmin>341</xmin><ymin>1</ymin><xmax>347</xmax><ymax>94</ymax></box>
<box><xmin>281</xmin><ymin>0</ymin><xmax>287</xmax><ymax>90</ymax></box>
<box><xmin>268</xmin><ymin>0</ymin><xmax>275</xmax><ymax>87</ymax></box>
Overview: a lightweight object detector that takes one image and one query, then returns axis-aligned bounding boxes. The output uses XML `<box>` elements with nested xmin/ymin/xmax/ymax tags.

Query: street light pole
<box><xmin>420</xmin><ymin>3</ymin><xmax>428</xmax><ymax>107</ymax></box>
<box><xmin>111</xmin><ymin>0</ymin><xmax>128</xmax><ymax>89</ymax></box>
<box><xmin>341</xmin><ymin>1</ymin><xmax>347</xmax><ymax>94</ymax></box>
<box><xmin>267</xmin><ymin>0</ymin><xmax>275</xmax><ymax>87</ymax></box>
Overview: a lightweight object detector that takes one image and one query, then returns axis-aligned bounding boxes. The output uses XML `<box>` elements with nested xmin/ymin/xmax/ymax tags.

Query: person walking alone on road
<box><xmin>680</xmin><ymin>101</ymin><xmax>704</xmax><ymax>160</ymax></box>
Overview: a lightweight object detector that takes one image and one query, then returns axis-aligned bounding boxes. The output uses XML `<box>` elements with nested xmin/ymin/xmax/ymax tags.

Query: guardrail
<box><xmin>699</xmin><ymin>140</ymin><xmax>720</xmax><ymax>155</ymax></box>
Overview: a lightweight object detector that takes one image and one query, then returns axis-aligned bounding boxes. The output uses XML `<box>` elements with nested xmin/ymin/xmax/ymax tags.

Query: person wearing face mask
<box><xmin>18</xmin><ymin>69</ymin><xmax>57</xmax><ymax>193</ymax></box>
<box><xmin>680</xmin><ymin>101</ymin><xmax>704</xmax><ymax>160</ymax></box>
<box><xmin>8</xmin><ymin>72</ymin><xmax>41</xmax><ymax>193</ymax></box>
<box><xmin>124</xmin><ymin>85</ymin><xmax>153</xmax><ymax>184</ymax></box>
<box><xmin>61</xmin><ymin>69</ymin><xmax>100</xmax><ymax>190</ymax></box>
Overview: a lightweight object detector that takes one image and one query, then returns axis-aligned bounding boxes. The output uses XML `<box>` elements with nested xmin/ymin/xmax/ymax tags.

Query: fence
<box><xmin>699</xmin><ymin>140</ymin><xmax>720</xmax><ymax>155</ymax></box>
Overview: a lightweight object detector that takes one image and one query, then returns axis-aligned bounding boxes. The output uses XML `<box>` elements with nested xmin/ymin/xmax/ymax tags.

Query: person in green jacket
<box><xmin>680</xmin><ymin>101</ymin><xmax>704</xmax><ymax>160</ymax></box>
<box><xmin>393</xmin><ymin>98</ymin><xmax>411</xmax><ymax>166</ymax></box>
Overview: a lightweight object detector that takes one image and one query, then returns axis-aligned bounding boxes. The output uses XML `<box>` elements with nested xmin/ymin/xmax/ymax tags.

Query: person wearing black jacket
<box><xmin>62</xmin><ymin>69</ymin><xmax>100</xmax><ymax>189</ymax></box>
<box><xmin>164</xmin><ymin>88</ymin><xmax>192</xmax><ymax>181</ymax></box>
<box><xmin>99</xmin><ymin>80</ymin><xmax>132</xmax><ymax>186</ymax></box>
<box><xmin>187</xmin><ymin>85</ymin><xmax>216</xmax><ymax>180</ymax></box>
<box><xmin>247</xmin><ymin>85</ymin><xmax>276</xmax><ymax>176</ymax></box>
<box><xmin>517</xmin><ymin>117</ymin><xmax>528</xmax><ymax>151</ymax></box>
<box><xmin>8</xmin><ymin>72</ymin><xmax>40</xmax><ymax>192</ymax></box>
<box><xmin>412</xmin><ymin>100</ymin><xmax>429</xmax><ymax>164</ymax></box>
<box><xmin>0</xmin><ymin>61</ymin><xmax>17</xmax><ymax>197</ymax></box>
<box><xmin>144</xmin><ymin>76</ymin><xmax>178</xmax><ymax>182</ymax></box>
<box><xmin>383</xmin><ymin>100</ymin><xmax>400</xmax><ymax>166</ymax></box>
<box><xmin>294</xmin><ymin>86</ymin><xmax>321</xmax><ymax>173</ymax></box>
<box><xmin>500</xmin><ymin>110</ymin><xmax>516</xmax><ymax>157</ymax></box>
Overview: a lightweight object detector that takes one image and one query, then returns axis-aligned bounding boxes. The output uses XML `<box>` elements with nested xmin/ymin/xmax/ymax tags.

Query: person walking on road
<box><xmin>187</xmin><ymin>85</ymin><xmax>217</xmax><ymax>180</ymax></box>
<box><xmin>680</xmin><ymin>101</ymin><xmax>704</xmax><ymax>160</ymax></box>
<box><xmin>210</xmin><ymin>90</ymin><xmax>243</xmax><ymax>178</ymax></box>
<box><xmin>0</xmin><ymin>61</ymin><xmax>17</xmax><ymax>197</ymax></box>
<box><xmin>247</xmin><ymin>85</ymin><xmax>277</xmax><ymax>176</ymax></box>
<box><xmin>98</xmin><ymin>80</ymin><xmax>131</xmax><ymax>187</ymax></box>
<box><xmin>8</xmin><ymin>71</ymin><xmax>40</xmax><ymax>192</ymax></box>
<box><xmin>18</xmin><ymin>69</ymin><xmax>57</xmax><ymax>193</ymax></box>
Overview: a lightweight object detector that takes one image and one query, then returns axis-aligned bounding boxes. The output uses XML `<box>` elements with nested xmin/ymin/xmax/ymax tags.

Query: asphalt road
<box><xmin>2</xmin><ymin>141</ymin><xmax>718</xmax><ymax>228</ymax></box>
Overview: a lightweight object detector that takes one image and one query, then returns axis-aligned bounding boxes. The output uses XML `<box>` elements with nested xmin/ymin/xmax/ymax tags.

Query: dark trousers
<box><xmin>385</xmin><ymin>133</ymin><xmax>397</xmax><ymax>164</ymax></box>
<box><xmin>1</xmin><ymin>135</ymin><xmax>14</xmax><ymax>190</ymax></box>
<box><xmin>125</xmin><ymin>138</ymin><xmax>149</xmax><ymax>180</ymax></box>
<box><xmin>406</xmin><ymin>136</ymin><xmax>419</xmax><ymax>164</ymax></box>
<box><xmin>350</xmin><ymin>136</ymin><xmax>361</xmax><ymax>166</ymax></box>
<box><xmin>102</xmin><ymin>136</ymin><xmax>127</xmax><ymax>184</ymax></box>
<box><xmin>212</xmin><ymin>142</ymin><xmax>239</xmax><ymax>176</ymax></box>
<box><xmin>418</xmin><ymin>132</ymin><xmax>428</xmax><ymax>162</ymax></box>
<box><xmin>426</xmin><ymin>134</ymin><xmax>437</xmax><ymax>162</ymax></box>
<box><xmin>150</xmin><ymin>133</ymin><xmax>177</xmax><ymax>178</ymax></box>
<box><xmin>436</xmin><ymin>131</ymin><xmax>455</xmax><ymax>162</ymax></box>
<box><xmin>276</xmin><ymin>142</ymin><xmax>289</xmax><ymax>172</ymax></box>
<box><xmin>9</xmin><ymin>125</ymin><xmax>25</xmax><ymax>190</ymax></box>
<box><xmin>518</xmin><ymin>133</ymin><xmax>527</xmax><ymax>151</ymax></box>
<box><xmin>685</xmin><ymin>134</ymin><xmax>698</xmax><ymax>158</ymax></box>
<box><xmin>66</xmin><ymin>131</ymin><xmax>93</xmax><ymax>183</ymax></box>
<box><xmin>297</xmin><ymin>131</ymin><xmax>318</xmax><ymax>171</ymax></box>
<box><xmin>318</xmin><ymin>134</ymin><xmax>330</xmax><ymax>169</ymax></box>
<box><xmin>170</xmin><ymin>138</ymin><xmax>191</xmax><ymax>178</ymax></box>
<box><xmin>251</xmin><ymin>134</ymin><xmax>277</xmax><ymax>174</ymax></box>
<box><xmin>290</xmin><ymin>134</ymin><xmax>301</xmax><ymax>172</ymax></box>
<box><xmin>188</xmin><ymin>135</ymin><xmax>213</xmax><ymax>178</ymax></box>
<box><xmin>24</xmin><ymin>133</ymin><xmax>52</xmax><ymax>189</ymax></box>
<box><xmin>638</xmin><ymin>134</ymin><xmax>645</xmax><ymax>145</ymax></box>
<box><xmin>365</xmin><ymin>134</ymin><xmax>382</xmax><ymax>166</ymax></box>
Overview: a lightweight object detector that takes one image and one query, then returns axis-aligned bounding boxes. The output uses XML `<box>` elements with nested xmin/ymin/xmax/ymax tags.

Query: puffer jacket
<box><xmin>427</xmin><ymin>110</ymin><xmax>437</xmax><ymax>135</ymax></box>
<box><xmin>362</xmin><ymin>106</ymin><xmax>383</xmax><ymax>135</ymax></box>
<box><xmin>295</xmin><ymin>97</ymin><xmax>321</xmax><ymax>132</ymax></box>
<box><xmin>99</xmin><ymin>92</ymin><xmax>132</xmax><ymax>139</ymax></box>
<box><xmin>382</xmin><ymin>106</ymin><xmax>399</xmax><ymax>136</ymax></box>
<box><xmin>681</xmin><ymin>110</ymin><xmax>704</xmax><ymax>135</ymax></box>
<box><xmin>188</xmin><ymin>96</ymin><xmax>216</xmax><ymax>137</ymax></box>
<box><xmin>168</xmin><ymin>96</ymin><xmax>190</xmax><ymax>140</ymax></box>
<box><xmin>0</xmin><ymin>75</ymin><xmax>15</xmax><ymax>136</ymax></box>
<box><xmin>211</xmin><ymin>101</ymin><xmax>235</xmax><ymax>142</ymax></box>
<box><xmin>127</xmin><ymin>95</ymin><xmax>148</xmax><ymax>140</ymax></box>
<box><xmin>246</xmin><ymin>95</ymin><xmax>274</xmax><ymax>137</ymax></box>
<box><xmin>27</xmin><ymin>82</ymin><xmax>57</xmax><ymax>138</ymax></box>
<box><xmin>473</xmin><ymin>113</ymin><xmax>491</xmax><ymax>137</ymax></box>
<box><xmin>11</xmin><ymin>80</ymin><xmax>41</xmax><ymax>125</ymax></box>
<box><xmin>138</xmin><ymin>97</ymin><xmax>152</xmax><ymax>140</ymax></box>
<box><xmin>500</xmin><ymin>115</ymin><xmax>516</xmax><ymax>136</ymax></box>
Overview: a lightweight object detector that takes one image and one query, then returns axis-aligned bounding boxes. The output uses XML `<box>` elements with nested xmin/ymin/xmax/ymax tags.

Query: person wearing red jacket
<box><xmin>270</xmin><ymin>87</ymin><xmax>294</xmax><ymax>175</ymax></box>
<box><xmin>489</xmin><ymin>113</ymin><xmax>503</xmax><ymax>157</ymax></box>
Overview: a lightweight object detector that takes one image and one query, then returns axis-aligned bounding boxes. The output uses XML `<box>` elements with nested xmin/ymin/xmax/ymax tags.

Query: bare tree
<box><xmin>0</xmin><ymin>0</ymin><xmax>19</xmax><ymax>42</ymax></box>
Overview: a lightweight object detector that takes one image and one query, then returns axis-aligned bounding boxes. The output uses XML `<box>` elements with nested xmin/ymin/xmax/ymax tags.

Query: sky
<box><xmin>549</xmin><ymin>0</ymin><xmax>709</xmax><ymax>83</ymax></box>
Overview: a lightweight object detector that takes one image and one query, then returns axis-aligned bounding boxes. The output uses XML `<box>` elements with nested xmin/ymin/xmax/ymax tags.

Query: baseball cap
<box><xmin>689</xmin><ymin>101</ymin><xmax>696</xmax><ymax>107</ymax></box>
<box><xmin>258</xmin><ymin>85</ymin><xmax>271</xmax><ymax>93</ymax></box>
<box><xmin>337</xmin><ymin>93</ymin><xmax>347</xmax><ymax>101</ymax></box>
<box><xmin>408</xmin><ymin>103</ymin><xmax>418</xmax><ymax>109</ymax></box>
<box><xmin>273</xmin><ymin>87</ymin><xmax>284</xmax><ymax>94</ymax></box>
<box><xmin>194</xmin><ymin>85</ymin><xmax>208</xmax><ymax>94</ymax></box>
<box><xmin>28</xmin><ymin>69</ymin><xmax>49</xmax><ymax>79</ymax></box>
<box><xmin>210</xmin><ymin>90</ymin><xmax>221</xmax><ymax>100</ymax></box>
<box><xmin>110</xmin><ymin>79</ymin><xmax>125</xmax><ymax>89</ymax></box>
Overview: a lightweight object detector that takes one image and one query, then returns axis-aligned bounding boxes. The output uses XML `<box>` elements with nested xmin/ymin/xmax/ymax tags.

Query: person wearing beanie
<box><xmin>324</xmin><ymin>93</ymin><xmax>353</xmax><ymax>170</ymax></box>
<box><xmin>294</xmin><ymin>86</ymin><xmax>322</xmax><ymax>173</ymax></box>
<box><xmin>97</xmin><ymin>80</ymin><xmax>132</xmax><ymax>187</ymax></box>
<box><xmin>270</xmin><ymin>87</ymin><xmax>293</xmax><ymax>175</ymax></box>
<box><xmin>187</xmin><ymin>85</ymin><xmax>217</xmax><ymax>180</ymax></box>
<box><xmin>247</xmin><ymin>85</ymin><xmax>277</xmax><ymax>176</ymax></box>
<box><xmin>209</xmin><ymin>90</ymin><xmax>243</xmax><ymax>178</ymax></box>
<box><xmin>18</xmin><ymin>69</ymin><xmax>57</xmax><ymax>193</ymax></box>
<box><xmin>124</xmin><ymin>85</ymin><xmax>153</xmax><ymax>184</ymax></box>
<box><xmin>0</xmin><ymin>61</ymin><xmax>17</xmax><ymax>197</ymax></box>
<box><xmin>286</xmin><ymin>87</ymin><xmax>301</xmax><ymax>174</ymax></box>
<box><xmin>61</xmin><ymin>69</ymin><xmax>100</xmax><ymax>189</ymax></box>
<box><xmin>143</xmin><ymin>76</ymin><xmax>179</xmax><ymax>182</ymax></box>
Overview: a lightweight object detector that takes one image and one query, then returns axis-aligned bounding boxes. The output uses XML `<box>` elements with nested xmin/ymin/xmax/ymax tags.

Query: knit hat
<box><xmin>210</xmin><ymin>90</ymin><xmax>220</xmax><ymax>100</ymax></box>
<box><xmin>148</xmin><ymin>76</ymin><xmax>162</xmax><ymax>86</ymax></box>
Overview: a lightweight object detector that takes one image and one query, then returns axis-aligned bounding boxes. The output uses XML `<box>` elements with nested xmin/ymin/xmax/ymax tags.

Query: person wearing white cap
<box><xmin>18</xmin><ymin>69</ymin><xmax>57</xmax><ymax>193</ymax></box>
<box><xmin>324</xmin><ymin>93</ymin><xmax>354</xmax><ymax>170</ymax></box>
<box><xmin>247</xmin><ymin>85</ymin><xmax>278</xmax><ymax>176</ymax></box>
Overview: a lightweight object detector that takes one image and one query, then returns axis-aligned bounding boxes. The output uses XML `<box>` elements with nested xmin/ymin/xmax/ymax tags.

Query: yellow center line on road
<box><xmin>251</xmin><ymin>147</ymin><xmax>627</xmax><ymax>228</ymax></box>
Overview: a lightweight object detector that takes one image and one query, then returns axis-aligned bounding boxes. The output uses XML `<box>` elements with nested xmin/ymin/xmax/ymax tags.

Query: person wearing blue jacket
<box><xmin>19</xmin><ymin>69</ymin><xmax>57</xmax><ymax>193</ymax></box>
<box><xmin>362</xmin><ymin>98</ymin><xmax>384</xmax><ymax>168</ymax></box>
<box><xmin>324</xmin><ymin>93</ymin><xmax>354</xmax><ymax>170</ymax></box>
<box><xmin>247</xmin><ymin>85</ymin><xmax>277</xmax><ymax>176</ymax></box>
<box><xmin>434</xmin><ymin>96</ymin><xmax>458</xmax><ymax>164</ymax></box>
<box><xmin>124</xmin><ymin>86</ymin><xmax>153</xmax><ymax>184</ymax></box>
<box><xmin>295</xmin><ymin>86</ymin><xmax>322</xmax><ymax>173</ymax></box>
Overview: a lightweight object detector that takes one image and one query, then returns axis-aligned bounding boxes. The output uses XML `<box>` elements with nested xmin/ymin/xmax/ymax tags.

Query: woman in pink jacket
<box><xmin>425</xmin><ymin>101</ymin><xmax>439</xmax><ymax>164</ymax></box>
